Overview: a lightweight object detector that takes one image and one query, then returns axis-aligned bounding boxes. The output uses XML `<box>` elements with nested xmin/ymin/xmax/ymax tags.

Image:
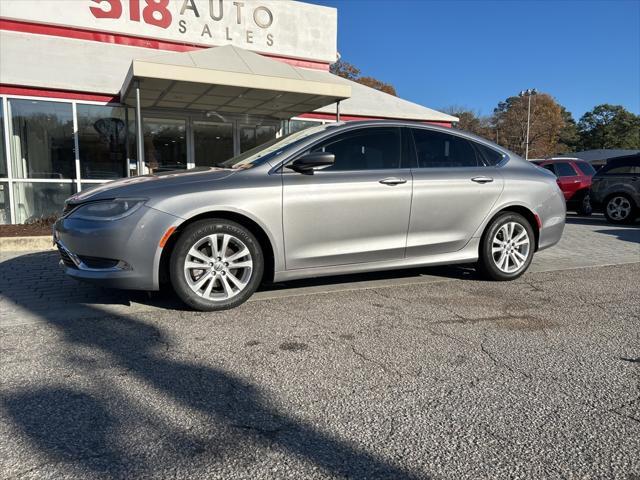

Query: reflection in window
<box><xmin>194</xmin><ymin>121</ymin><xmax>233</xmax><ymax>167</ymax></box>
<box><xmin>9</xmin><ymin>99</ymin><xmax>75</xmax><ymax>179</ymax></box>
<box><xmin>77</xmin><ymin>104</ymin><xmax>128</xmax><ymax>179</ymax></box>
<box><xmin>0</xmin><ymin>99</ymin><xmax>6</xmax><ymax>177</ymax></box>
<box><xmin>13</xmin><ymin>182</ymin><xmax>74</xmax><ymax>223</ymax></box>
<box><xmin>240</xmin><ymin>124</ymin><xmax>277</xmax><ymax>153</ymax></box>
<box><xmin>0</xmin><ymin>182</ymin><xmax>10</xmax><ymax>224</ymax></box>
<box><xmin>143</xmin><ymin>117</ymin><xmax>187</xmax><ymax>173</ymax></box>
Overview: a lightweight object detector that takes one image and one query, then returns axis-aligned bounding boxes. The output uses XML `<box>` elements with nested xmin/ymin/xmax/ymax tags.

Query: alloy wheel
<box><xmin>606</xmin><ymin>196</ymin><xmax>632</xmax><ymax>220</ymax></box>
<box><xmin>491</xmin><ymin>221</ymin><xmax>531</xmax><ymax>274</ymax></box>
<box><xmin>183</xmin><ymin>233</ymin><xmax>253</xmax><ymax>301</ymax></box>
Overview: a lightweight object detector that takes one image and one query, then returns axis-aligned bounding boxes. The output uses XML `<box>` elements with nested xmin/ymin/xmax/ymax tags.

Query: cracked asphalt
<box><xmin>1</xmin><ymin>259</ymin><xmax>639</xmax><ymax>479</ymax></box>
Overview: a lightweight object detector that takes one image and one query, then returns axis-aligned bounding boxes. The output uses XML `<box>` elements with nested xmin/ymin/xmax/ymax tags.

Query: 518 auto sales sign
<box><xmin>0</xmin><ymin>0</ymin><xmax>338</xmax><ymax>63</ymax></box>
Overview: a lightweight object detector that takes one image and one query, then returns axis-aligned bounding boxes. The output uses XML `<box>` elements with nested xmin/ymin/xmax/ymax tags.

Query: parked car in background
<box><xmin>590</xmin><ymin>154</ymin><xmax>640</xmax><ymax>224</ymax></box>
<box><xmin>54</xmin><ymin>121</ymin><xmax>566</xmax><ymax>311</ymax></box>
<box><xmin>533</xmin><ymin>158</ymin><xmax>596</xmax><ymax>215</ymax></box>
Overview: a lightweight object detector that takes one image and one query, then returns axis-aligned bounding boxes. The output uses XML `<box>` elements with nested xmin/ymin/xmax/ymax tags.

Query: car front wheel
<box><xmin>478</xmin><ymin>212</ymin><xmax>535</xmax><ymax>281</ymax></box>
<box><xmin>604</xmin><ymin>194</ymin><xmax>636</xmax><ymax>224</ymax></box>
<box><xmin>169</xmin><ymin>219</ymin><xmax>264</xmax><ymax>311</ymax></box>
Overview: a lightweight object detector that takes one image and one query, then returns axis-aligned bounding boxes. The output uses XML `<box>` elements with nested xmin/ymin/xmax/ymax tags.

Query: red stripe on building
<box><xmin>0</xmin><ymin>18</ymin><xmax>331</xmax><ymax>71</ymax></box>
<box><xmin>0</xmin><ymin>84</ymin><xmax>119</xmax><ymax>103</ymax></box>
<box><xmin>299</xmin><ymin>112</ymin><xmax>452</xmax><ymax>127</ymax></box>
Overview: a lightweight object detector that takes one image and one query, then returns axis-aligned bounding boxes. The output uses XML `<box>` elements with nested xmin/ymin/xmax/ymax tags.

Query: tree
<box><xmin>557</xmin><ymin>106</ymin><xmax>579</xmax><ymax>153</ymax></box>
<box><xmin>356</xmin><ymin>76</ymin><xmax>397</xmax><ymax>96</ymax></box>
<box><xmin>442</xmin><ymin>107</ymin><xmax>493</xmax><ymax>140</ymax></box>
<box><xmin>329</xmin><ymin>59</ymin><xmax>360</xmax><ymax>81</ymax></box>
<box><xmin>577</xmin><ymin>104</ymin><xmax>640</xmax><ymax>150</ymax></box>
<box><xmin>330</xmin><ymin>59</ymin><xmax>397</xmax><ymax>96</ymax></box>
<box><xmin>491</xmin><ymin>93</ymin><xmax>565</xmax><ymax>158</ymax></box>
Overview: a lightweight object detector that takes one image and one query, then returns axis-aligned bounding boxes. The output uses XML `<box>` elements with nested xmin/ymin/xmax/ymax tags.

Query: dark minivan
<box><xmin>590</xmin><ymin>154</ymin><xmax>640</xmax><ymax>224</ymax></box>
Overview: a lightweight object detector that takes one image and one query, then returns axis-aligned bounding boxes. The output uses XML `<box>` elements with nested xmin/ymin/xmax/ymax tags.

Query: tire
<box><xmin>604</xmin><ymin>194</ymin><xmax>637</xmax><ymax>225</ymax></box>
<box><xmin>477</xmin><ymin>212</ymin><xmax>535</xmax><ymax>281</ymax></box>
<box><xmin>169</xmin><ymin>219</ymin><xmax>264</xmax><ymax>311</ymax></box>
<box><xmin>577</xmin><ymin>192</ymin><xmax>593</xmax><ymax>216</ymax></box>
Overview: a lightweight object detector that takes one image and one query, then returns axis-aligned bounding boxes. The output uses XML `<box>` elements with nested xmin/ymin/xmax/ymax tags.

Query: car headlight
<box><xmin>68</xmin><ymin>198</ymin><xmax>146</xmax><ymax>221</ymax></box>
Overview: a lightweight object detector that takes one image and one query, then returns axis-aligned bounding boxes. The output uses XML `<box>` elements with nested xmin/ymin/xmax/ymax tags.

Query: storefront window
<box><xmin>13</xmin><ymin>182</ymin><xmax>74</xmax><ymax>224</ymax></box>
<box><xmin>0</xmin><ymin>99</ymin><xmax>7</xmax><ymax>177</ymax></box>
<box><xmin>77</xmin><ymin>104</ymin><xmax>128</xmax><ymax>180</ymax></box>
<box><xmin>194</xmin><ymin>121</ymin><xmax>234</xmax><ymax>167</ymax></box>
<box><xmin>9</xmin><ymin>99</ymin><xmax>75</xmax><ymax>179</ymax></box>
<box><xmin>240</xmin><ymin>124</ymin><xmax>277</xmax><ymax>153</ymax></box>
<box><xmin>0</xmin><ymin>182</ymin><xmax>10</xmax><ymax>225</ymax></box>
<box><xmin>143</xmin><ymin>117</ymin><xmax>187</xmax><ymax>173</ymax></box>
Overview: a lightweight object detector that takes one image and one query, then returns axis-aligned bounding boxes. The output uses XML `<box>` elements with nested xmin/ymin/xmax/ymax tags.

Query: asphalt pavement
<box><xmin>0</xmin><ymin>215</ymin><xmax>639</xmax><ymax>479</ymax></box>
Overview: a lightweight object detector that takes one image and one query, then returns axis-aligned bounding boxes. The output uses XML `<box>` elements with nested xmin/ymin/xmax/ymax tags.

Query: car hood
<box><xmin>67</xmin><ymin>168</ymin><xmax>237</xmax><ymax>204</ymax></box>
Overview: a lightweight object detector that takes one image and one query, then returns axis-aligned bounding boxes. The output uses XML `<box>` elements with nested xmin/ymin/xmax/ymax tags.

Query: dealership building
<box><xmin>0</xmin><ymin>0</ymin><xmax>456</xmax><ymax>224</ymax></box>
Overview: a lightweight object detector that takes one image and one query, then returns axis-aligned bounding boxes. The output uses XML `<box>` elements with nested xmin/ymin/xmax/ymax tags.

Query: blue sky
<box><xmin>312</xmin><ymin>0</ymin><xmax>640</xmax><ymax>120</ymax></box>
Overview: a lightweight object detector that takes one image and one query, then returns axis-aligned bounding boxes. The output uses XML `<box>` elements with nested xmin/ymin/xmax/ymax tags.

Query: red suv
<box><xmin>533</xmin><ymin>158</ymin><xmax>596</xmax><ymax>215</ymax></box>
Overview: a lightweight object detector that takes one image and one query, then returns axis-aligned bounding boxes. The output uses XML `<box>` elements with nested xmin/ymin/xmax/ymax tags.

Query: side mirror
<box><xmin>286</xmin><ymin>152</ymin><xmax>335</xmax><ymax>175</ymax></box>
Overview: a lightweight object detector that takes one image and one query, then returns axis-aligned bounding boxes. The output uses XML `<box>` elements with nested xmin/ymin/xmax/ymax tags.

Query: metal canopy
<box><xmin>120</xmin><ymin>45</ymin><xmax>351</xmax><ymax>119</ymax></box>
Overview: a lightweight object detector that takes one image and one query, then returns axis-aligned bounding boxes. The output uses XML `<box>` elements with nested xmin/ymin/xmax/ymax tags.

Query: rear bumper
<box><xmin>53</xmin><ymin>206</ymin><xmax>181</xmax><ymax>291</ymax></box>
<box><xmin>537</xmin><ymin>190</ymin><xmax>566</xmax><ymax>251</ymax></box>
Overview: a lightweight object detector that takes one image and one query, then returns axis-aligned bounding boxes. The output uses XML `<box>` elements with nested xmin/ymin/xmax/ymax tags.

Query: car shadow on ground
<box><xmin>564</xmin><ymin>214</ymin><xmax>640</xmax><ymax>245</ymax></box>
<box><xmin>1</xmin><ymin>250</ymin><xmax>478</xmax><ymax>312</ymax></box>
<box><xmin>0</xmin><ymin>256</ymin><xmax>423</xmax><ymax>478</ymax></box>
<box><xmin>0</xmin><ymin>302</ymin><xmax>423</xmax><ymax>478</ymax></box>
<box><xmin>565</xmin><ymin>213</ymin><xmax>640</xmax><ymax>227</ymax></box>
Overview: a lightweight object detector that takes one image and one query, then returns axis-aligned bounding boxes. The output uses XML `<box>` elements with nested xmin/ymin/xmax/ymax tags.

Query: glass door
<box><xmin>193</xmin><ymin>121</ymin><xmax>234</xmax><ymax>167</ymax></box>
<box><xmin>143</xmin><ymin>116</ymin><xmax>187</xmax><ymax>173</ymax></box>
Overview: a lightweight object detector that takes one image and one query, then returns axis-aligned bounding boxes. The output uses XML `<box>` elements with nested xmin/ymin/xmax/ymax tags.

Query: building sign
<box><xmin>0</xmin><ymin>0</ymin><xmax>337</xmax><ymax>63</ymax></box>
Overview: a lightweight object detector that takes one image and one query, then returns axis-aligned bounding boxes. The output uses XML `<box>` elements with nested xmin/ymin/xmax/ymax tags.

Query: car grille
<box><xmin>57</xmin><ymin>244</ymin><xmax>78</xmax><ymax>269</ymax></box>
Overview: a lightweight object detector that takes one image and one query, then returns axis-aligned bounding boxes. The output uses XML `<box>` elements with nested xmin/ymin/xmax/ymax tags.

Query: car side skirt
<box><xmin>273</xmin><ymin>238</ymin><xmax>481</xmax><ymax>282</ymax></box>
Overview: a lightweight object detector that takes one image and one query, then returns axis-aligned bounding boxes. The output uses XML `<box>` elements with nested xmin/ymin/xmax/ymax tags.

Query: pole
<box><xmin>336</xmin><ymin>100</ymin><xmax>341</xmax><ymax>122</ymax></box>
<box><xmin>135</xmin><ymin>81</ymin><xmax>145</xmax><ymax>175</ymax></box>
<box><xmin>525</xmin><ymin>93</ymin><xmax>531</xmax><ymax>160</ymax></box>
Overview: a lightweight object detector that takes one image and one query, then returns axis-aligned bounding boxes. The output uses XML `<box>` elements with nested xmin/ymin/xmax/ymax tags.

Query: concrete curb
<box><xmin>0</xmin><ymin>236</ymin><xmax>54</xmax><ymax>252</ymax></box>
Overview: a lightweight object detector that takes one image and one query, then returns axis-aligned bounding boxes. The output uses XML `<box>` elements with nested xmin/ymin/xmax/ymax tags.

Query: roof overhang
<box><xmin>120</xmin><ymin>46</ymin><xmax>351</xmax><ymax>120</ymax></box>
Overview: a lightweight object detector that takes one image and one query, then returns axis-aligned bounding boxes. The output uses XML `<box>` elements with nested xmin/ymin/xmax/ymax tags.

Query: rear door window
<box><xmin>555</xmin><ymin>162</ymin><xmax>578</xmax><ymax>177</ymax></box>
<box><xmin>411</xmin><ymin>129</ymin><xmax>480</xmax><ymax>168</ymax></box>
<box><xmin>575</xmin><ymin>161</ymin><xmax>596</xmax><ymax>176</ymax></box>
<box><xmin>605</xmin><ymin>165</ymin><xmax>640</xmax><ymax>175</ymax></box>
<box><xmin>474</xmin><ymin>143</ymin><xmax>505</xmax><ymax>166</ymax></box>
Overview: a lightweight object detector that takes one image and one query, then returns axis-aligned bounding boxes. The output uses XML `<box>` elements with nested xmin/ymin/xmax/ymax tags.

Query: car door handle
<box><xmin>379</xmin><ymin>177</ymin><xmax>407</xmax><ymax>185</ymax></box>
<box><xmin>471</xmin><ymin>176</ymin><xmax>494</xmax><ymax>184</ymax></box>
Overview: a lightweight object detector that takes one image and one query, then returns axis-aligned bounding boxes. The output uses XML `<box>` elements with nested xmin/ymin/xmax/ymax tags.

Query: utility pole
<box><xmin>519</xmin><ymin>89</ymin><xmax>537</xmax><ymax>160</ymax></box>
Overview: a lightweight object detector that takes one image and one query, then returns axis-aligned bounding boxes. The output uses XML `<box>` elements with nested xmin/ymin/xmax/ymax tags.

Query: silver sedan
<box><xmin>53</xmin><ymin>121</ymin><xmax>566</xmax><ymax>311</ymax></box>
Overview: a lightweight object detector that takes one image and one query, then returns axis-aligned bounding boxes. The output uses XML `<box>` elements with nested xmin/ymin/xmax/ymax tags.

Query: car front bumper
<box><xmin>53</xmin><ymin>205</ymin><xmax>181</xmax><ymax>291</ymax></box>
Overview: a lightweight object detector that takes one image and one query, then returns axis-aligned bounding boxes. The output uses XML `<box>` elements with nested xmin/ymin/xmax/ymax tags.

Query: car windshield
<box><xmin>219</xmin><ymin>124</ymin><xmax>331</xmax><ymax>169</ymax></box>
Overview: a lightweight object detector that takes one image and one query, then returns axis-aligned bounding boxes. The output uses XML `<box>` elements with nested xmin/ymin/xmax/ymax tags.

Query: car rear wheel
<box><xmin>478</xmin><ymin>212</ymin><xmax>535</xmax><ymax>281</ymax></box>
<box><xmin>169</xmin><ymin>219</ymin><xmax>263</xmax><ymax>311</ymax></box>
<box><xmin>604</xmin><ymin>194</ymin><xmax>636</xmax><ymax>224</ymax></box>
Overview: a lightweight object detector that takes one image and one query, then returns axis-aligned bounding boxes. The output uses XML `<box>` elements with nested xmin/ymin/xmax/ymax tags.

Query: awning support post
<box><xmin>135</xmin><ymin>80</ymin><xmax>145</xmax><ymax>175</ymax></box>
<box><xmin>336</xmin><ymin>100</ymin><xmax>341</xmax><ymax>122</ymax></box>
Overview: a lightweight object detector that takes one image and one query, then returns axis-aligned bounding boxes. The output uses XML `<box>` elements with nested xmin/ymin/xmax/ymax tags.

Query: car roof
<box><xmin>331</xmin><ymin>120</ymin><xmax>515</xmax><ymax>158</ymax></box>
